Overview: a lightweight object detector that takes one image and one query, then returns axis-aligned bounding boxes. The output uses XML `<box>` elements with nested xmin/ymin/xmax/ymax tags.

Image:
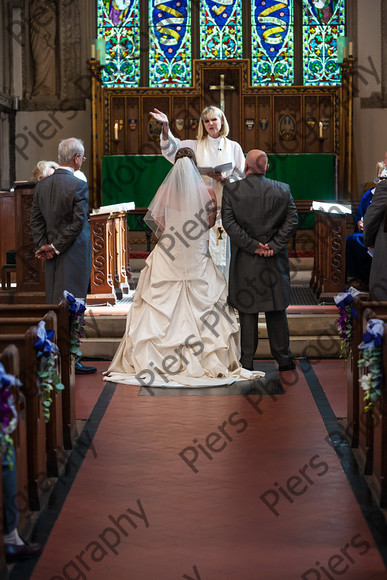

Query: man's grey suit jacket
<box><xmin>30</xmin><ymin>168</ymin><xmax>92</xmax><ymax>304</ymax></box>
<box><xmin>364</xmin><ymin>178</ymin><xmax>387</xmax><ymax>300</ymax></box>
<box><xmin>222</xmin><ymin>173</ymin><xmax>298</xmax><ymax>313</ymax></box>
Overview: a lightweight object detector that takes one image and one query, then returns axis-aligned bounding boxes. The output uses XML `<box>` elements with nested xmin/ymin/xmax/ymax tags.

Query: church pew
<box><xmin>356</xmin><ymin>308</ymin><xmax>387</xmax><ymax>476</ymax></box>
<box><xmin>0</xmin><ymin>463</ymin><xmax>6</xmax><ymax>579</ymax></box>
<box><xmin>0</xmin><ymin>312</ymin><xmax>64</xmax><ymax>477</ymax></box>
<box><xmin>0</xmin><ymin>329</ymin><xmax>46</xmax><ymax>511</ymax></box>
<box><xmin>369</xmin><ymin>321</ymin><xmax>387</xmax><ymax>507</ymax></box>
<box><xmin>346</xmin><ymin>298</ymin><xmax>387</xmax><ymax>449</ymax></box>
<box><xmin>0</xmin><ymin>344</ymin><xmax>30</xmax><ymax>536</ymax></box>
<box><xmin>0</xmin><ymin>302</ymin><xmax>76</xmax><ymax>449</ymax></box>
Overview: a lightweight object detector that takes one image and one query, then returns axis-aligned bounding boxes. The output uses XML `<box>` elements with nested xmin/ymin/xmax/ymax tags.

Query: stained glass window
<box><xmin>149</xmin><ymin>1</ymin><xmax>192</xmax><ymax>87</ymax></box>
<box><xmin>199</xmin><ymin>0</ymin><xmax>243</xmax><ymax>59</ymax></box>
<box><xmin>251</xmin><ymin>0</ymin><xmax>294</xmax><ymax>86</ymax></box>
<box><xmin>96</xmin><ymin>1</ymin><xmax>346</xmax><ymax>88</ymax></box>
<box><xmin>303</xmin><ymin>0</ymin><xmax>346</xmax><ymax>86</ymax></box>
<box><xmin>97</xmin><ymin>0</ymin><xmax>140</xmax><ymax>88</ymax></box>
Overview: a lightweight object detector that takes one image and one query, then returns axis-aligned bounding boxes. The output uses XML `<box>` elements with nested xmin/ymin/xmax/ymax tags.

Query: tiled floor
<box><xmin>11</xmin><ymin>360</ymin><xmax>387</xmax><ymax>580</ymax></box>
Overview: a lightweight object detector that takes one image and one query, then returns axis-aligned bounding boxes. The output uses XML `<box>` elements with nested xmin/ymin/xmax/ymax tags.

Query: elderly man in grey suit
<box><xmin>364</xmin><ymin>170</ymin><xmax>387</xmax><ymax>300</ymax></box>
<box><xmin>30</xmin><ymin>137</ymin><xmax>96</xmax><ymax>374</ymax></box>
<box><xmin>222</xmin><ymin>149</ymin><xmax>298</xmax><ymax>372</ymax></box>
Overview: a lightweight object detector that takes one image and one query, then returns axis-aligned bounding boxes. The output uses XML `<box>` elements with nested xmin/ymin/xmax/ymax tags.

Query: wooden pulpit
<box><xmin>88</xmin><ymin>203</ymin><xmax>135</xmax><ymax>305</ymax></box>
<box><xmin>310</xmin><ymin>201</ymin><xmax>352</xmax><ymax>299</ymax></box>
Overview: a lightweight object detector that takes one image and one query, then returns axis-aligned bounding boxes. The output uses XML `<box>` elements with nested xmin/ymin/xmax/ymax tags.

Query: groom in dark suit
<box><xmin>30</xmin><ymin>137</ymin><xmax>96</xmax><ymax>374</ymax></box>
<box><xmin>222</xmin><ymin>149</ymin><xmax>298</xmax><ymax>372</ymax></box>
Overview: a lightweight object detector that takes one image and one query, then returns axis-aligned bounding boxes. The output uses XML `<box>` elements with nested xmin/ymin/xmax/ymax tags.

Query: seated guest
<box><xmin>345</xmin><ymin>161</ymin><xmax>385</xmax><ymax>289</ymax></box>
<box><xmin>31</xmin><ymin>160</ymin><xmax>59</xmax><ymax>181</ymax></box>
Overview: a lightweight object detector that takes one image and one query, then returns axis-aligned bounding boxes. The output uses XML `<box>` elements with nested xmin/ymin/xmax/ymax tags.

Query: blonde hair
<box><xmin>31</xmin><ymin>160</ymin><xmax>59</xmax><ymax>181</ymax></box>
<box><xmin>197</xmin><ymin>106</ymin><xmax>229</xmax><ymax>140</ymax></box>
<box><xmin>376</xmin><ymin>161</ymin><xmax>385</xmax><ymax>176</ymax></box>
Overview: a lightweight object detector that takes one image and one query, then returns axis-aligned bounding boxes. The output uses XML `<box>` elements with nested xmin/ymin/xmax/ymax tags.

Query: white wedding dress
<box><xmin>104</xmin><ymin>157</ymin><xmax>263</xmax><ymax>388</ymax></box>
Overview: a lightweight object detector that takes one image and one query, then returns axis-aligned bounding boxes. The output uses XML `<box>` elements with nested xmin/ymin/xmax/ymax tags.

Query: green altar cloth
<box><xmin>102</xmin><ymin>154</ymin><xmax>336</xmax><ymax>229</ymax></box>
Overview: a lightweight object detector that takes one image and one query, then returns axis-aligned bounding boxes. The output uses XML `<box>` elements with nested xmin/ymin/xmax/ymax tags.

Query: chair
<box><xmin>1</xmin><ymin>249</ymin><xmax>16</xmax><ymax>289</ymax></box>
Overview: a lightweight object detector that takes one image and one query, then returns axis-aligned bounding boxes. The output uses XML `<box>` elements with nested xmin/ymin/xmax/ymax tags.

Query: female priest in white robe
<box><xmin>104</xmin><ymin>148</ymin><xmax>263</xmax><ymax>388</ymax></box>
<box><xmin>150</xmin><ymin>106</ymin><xmax>245</xmax><ymax>279</ymax></box>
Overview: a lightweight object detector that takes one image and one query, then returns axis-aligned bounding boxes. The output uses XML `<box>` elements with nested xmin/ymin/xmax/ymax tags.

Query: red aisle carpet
<box><xmin>14</xmin><ymin>361</ymin><xmax>387</xmax><ymax>580</ymax></box>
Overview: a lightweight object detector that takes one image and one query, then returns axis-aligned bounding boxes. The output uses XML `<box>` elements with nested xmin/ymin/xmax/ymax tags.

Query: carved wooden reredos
<box><xmin>89</xmin><ymin>58</ymin><xmax>356</xmax><ymax>209</ymax></box>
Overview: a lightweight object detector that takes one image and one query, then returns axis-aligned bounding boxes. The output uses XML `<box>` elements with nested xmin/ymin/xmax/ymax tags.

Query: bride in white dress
<box><xmin>104</xmin><ymin>148</ymin><xmax>263</xmax><ymax>388</ymax></box>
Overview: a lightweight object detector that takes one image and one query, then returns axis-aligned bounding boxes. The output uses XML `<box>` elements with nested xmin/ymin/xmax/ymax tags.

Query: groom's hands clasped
<box><xmin>255</xmin><ymin>243</ymin><xmax>273</xmax><ymax>257</ymax></box>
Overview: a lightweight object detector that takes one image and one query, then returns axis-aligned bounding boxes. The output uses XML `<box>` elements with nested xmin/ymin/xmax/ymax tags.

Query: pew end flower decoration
<box><xmin>34</xmin><ymin>321</ymin><xmax>64</xmax><ymax>423</ymax></box>
<box><xmin>334</xmin><ymin>287</ymin><xmax>360</xmax><ymax>359</ymax></box>
<box><xmin>64</xmin><ymin>291</ymin><xmax>86</xmax><ymax>361</ymax></box>
<box><xmin>0</xmin><ymin>363</ymin><xmax>20</xmax><ymax>470</ymax></box>
<box><xmin>358</xmin><ymin>318</ymin><xmax>384</xmax><ymax>412</ymax></box>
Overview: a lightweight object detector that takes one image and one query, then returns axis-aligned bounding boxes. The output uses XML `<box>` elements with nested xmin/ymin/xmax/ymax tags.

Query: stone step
<box><xmin>83</xmin><ymin>253</ymin><xmax>335</xmax><ymax>361</ymax></box>
<box><xmin>81</xmin><ymin>334</ymin><xmax>341</xmax><ymax>361</ymax></box>
<box><xmin>84</xmin><ymin>312</ymin><xmax>338</xmax><ymax>339</ymax></box>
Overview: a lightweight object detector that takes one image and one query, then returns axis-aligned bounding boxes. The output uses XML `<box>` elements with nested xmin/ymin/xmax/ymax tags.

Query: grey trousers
<box><xmin>239</xmin><ymin>310</ymin><xmax>292</xmax><ymax>369</ymax></box>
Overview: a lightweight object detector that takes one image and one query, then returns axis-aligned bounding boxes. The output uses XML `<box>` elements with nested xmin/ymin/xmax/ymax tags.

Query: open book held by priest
<box><xmin>198</xmin><ymin>162</ymin><xmax>232</xmax><ymax>175</ymax></box>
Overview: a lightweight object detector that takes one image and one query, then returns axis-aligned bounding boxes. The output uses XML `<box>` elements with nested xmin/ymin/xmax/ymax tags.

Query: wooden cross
<box><xmin>209</xmin><ymin>74</ymin><xmax>235</xmax><ymax>113</ymax></box>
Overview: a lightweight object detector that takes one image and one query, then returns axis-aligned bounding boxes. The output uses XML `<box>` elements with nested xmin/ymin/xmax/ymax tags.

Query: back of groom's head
<box><xmin>245</xmin><ymin>149</ymin><xmax>268</xmax><ymax>176</ymax></box>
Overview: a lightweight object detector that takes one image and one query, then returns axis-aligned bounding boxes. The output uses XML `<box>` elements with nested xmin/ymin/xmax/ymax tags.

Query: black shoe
<box><xmin>75</xmin><ymin>361</ymin><xmax>97</xmax><ymax>374</ymax></box>
<box><xmin>240</xmin><ymin>360</ymin><xmax>254</xmax><ymax>371</ymax></box>
<box><xmin>278</xmin><ymin>361</ymin><xmax>296</xmax><ymax>372</ymax></box>
<box><xmin>5</xmin><ymin>540</ymin><xmax>42</xmax><ymax>562</ymax></box>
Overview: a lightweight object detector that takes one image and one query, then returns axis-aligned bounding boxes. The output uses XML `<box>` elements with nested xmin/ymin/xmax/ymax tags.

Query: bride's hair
<box><xmin>175</xmin><ymin>147</ymin><xmax>197</xmax><ymax>165</ymax></box>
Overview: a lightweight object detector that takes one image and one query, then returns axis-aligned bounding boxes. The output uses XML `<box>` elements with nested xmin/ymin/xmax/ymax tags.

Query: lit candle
<box><xmin>96</xmin><ymin>49</ymin><xmax>100</xmax><ymax>62</ymax></box>
<box><xmin>114</xmin><ymin>122</ymin><xmax>119</xmax><ymax>141</ymax></box>
<box><xmin>342</xmin><ymin>46</ymin><xmax>347</xmax><ymax>59</ymax></box>
<box><xmin>348</xmin><ymin>41</ymin><xmax>353</xmax><ymax>56</ymax></box>
<box><xmin>319</xmin><ymin>121</ymin><xmax>323</xmax><ymax>139</ymax></box>
<box><xmin>91</xmin><ymin>43</ymin><xmax>95</xmax><ymax>59</ymax></box>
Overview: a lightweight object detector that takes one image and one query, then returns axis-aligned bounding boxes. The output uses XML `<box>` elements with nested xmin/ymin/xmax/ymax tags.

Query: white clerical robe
<box><xmin>160</xmin><ymin>130</ymin><xmax>245</xmax><ymax>276</ymax></box>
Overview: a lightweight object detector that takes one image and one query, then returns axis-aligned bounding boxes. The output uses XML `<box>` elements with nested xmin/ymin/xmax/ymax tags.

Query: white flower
<box><xmin>360</xmin><ymin>374</ymin><xmax>371</xmax><ymax>392</ymax></box>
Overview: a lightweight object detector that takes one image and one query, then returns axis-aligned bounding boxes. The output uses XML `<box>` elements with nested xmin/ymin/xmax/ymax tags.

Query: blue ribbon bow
<box><xmin>64</xmin><ymin>291</ymin><xmax>86</xmax><ymax>314</ymax></box>
<box><xmin>361</xmin><ymin>332</ymin><xmax>382</xmax><ymax>348</ymax></box>
<box><xmin>34</xmin><ymin>323</ymin><xmax>55</xmax><ymax>358</ymax></box>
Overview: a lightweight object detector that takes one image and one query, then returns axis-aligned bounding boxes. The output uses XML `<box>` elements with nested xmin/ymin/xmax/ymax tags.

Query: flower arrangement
<box><xmin>0</xmin><ymin>363</ymin><xmax>20</xmax><ymax>469</ymax></box>
<box><xmin>334</xmin><ymin>287</ymin><xmax>360</xmax><ymax>359</ymax></box>
<box><xmin>64</xmin><ymin>291</ymin><xmax>86</xmax><ymax>361</ymax></box>
<box><xmin>358</xmin><ymin>318</ymin><xmax>384</xmax><ymax>412</ymax></box>
<box><xmin>34</xmin><ymin>321</ymin><xmax>64</xmax><ymax>423</ymax></box>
